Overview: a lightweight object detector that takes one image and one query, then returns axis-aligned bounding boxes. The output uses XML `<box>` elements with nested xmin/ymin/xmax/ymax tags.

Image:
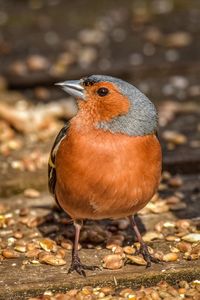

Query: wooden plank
<box><xmin>5</xmin><ymin>61</ymin><xmax>200</xmax><ymax>89</ymax></box>
<box><xmin>1</xmin><ymin>251</ymin><xmax>200</xmax><ymax>300</ymax></box>
<box><xmin>0</xmin><ymin>174</ymin><xmax>199</xmax><ymax>299</ymax></box>
<box><xmin>161</xmin><ymin>111</ymin><xmax>200</xmax><ymax>174</ymax></box>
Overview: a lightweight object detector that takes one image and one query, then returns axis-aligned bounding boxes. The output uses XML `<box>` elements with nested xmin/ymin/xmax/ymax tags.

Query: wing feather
<box><xmin>48</xmin><ymin>123</ymin><xmax>69</xmax><ymax>195</ymax></box>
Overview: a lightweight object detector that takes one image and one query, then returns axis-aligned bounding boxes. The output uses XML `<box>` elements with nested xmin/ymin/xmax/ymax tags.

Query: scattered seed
<box><xmin>26</xmin><ymin>242</ymin><xmax>40</xmax><ymax>251</ymax></box>
<box><xmin>81</xmin><ymin>286</ymin><xmax>93</xmax><ymax>295</ymax></box>
<box><xmin>26</xmin><ymin>55</ymin><xmax>50</xmax><ymax>72</ymax></box>
<box><xmin>102</xmin><ymin>254</ymin><xmax>124</xmax><ymax>270</ymax></box>
<box><xmin>143</xmin><ymin>231</ymin><xmax>164</xmax><ymax>242</ymax></box>
<box><xmin>106</xmin><ymin>238</ymin><xmax>123</xmax><ymax>247</ymax></box>
<box><xmin>146</xmin><ymin>201</ymin><xmax>169</xmax><ymax>213</ymax></box>
<box><xmin>179</xmin><ymin>280</ymin><xmax>190</xmax><ymax>289</ymax></box>
<box><xmin>159</xmin><ymin>291</ymin><xmax>172</xmax><ymax>298</ymax></box>
<box><xmin>123</xmin><ymin>246</ymin><xmax>136</xmax><ymax>255</ymax></box>
<box><xmin>39</xmin><ymin>253</ymin><xmax>66</xmax><ymax>266</ymax></box>
<box><xmin>100</xmin><ymin>286</ymin><xmax>114</xmax><ymax>295</ymax></box>
<box><xmin>34</xmin><ymin>87</ymin><xmax>50</xmax><ymax>101</ymax></box>
<box><xmin>14</xmin><ymin>245</ymin><xmax>26</xmax><ymax>253</ymax></box>
<box><xmin>26</xmin><ymin>249</ymin><xmax>41</xmax><ymax>258</ymax></box>
<box><xmin>169</xmin><ymin>246</ymin><xmax>180</xmax><ymax>253</ymax></box>
<box><xmin>0</xmin><ymin>203</ymin><xmax>8</xmax><ymax>214</ymax></box>
<box><xmin>78</xmin><ymin>29</ymin><xmax>105</xmax><ymax>45</ymax></box>
<box><xmin>164</xmin><ymin>221</ymin><xmax>176</xmax><ymax>228</ymax></box>
<box><xmin>7</xmin><ymin>237</ymin><xmax>16</xmax><ymax>246</ymax></box>
<box><xmin>182</xmin><ymin>233</ymin><xmax>200</xmax><ymax>243</ymax></box>
<box><xmin>9</xmin><ymin>61</ymin><xmax>27</xmax><ymax>76</ymax></box>
<box><xmin>13</xmin><ymin>230</ymin><xmax>23</xmax><ymax>239</ymax></box>
<box><xmin>154</xmin><ymin>221</ymin><xmax>165</xmax><ymax>232</ymax></box>
<box><xmin>191</xmin><ymin>243</ymin><xmax>200</xmax><ymax>255</ymax></box>
<box><xmin>56</xmin><ymin>248</ymin><xmax>66</xmax><ymax>259</ymax></box>
<box><xmin>2</xmin><ymin>249</ymin><xmax>20</xmax><ymax>259</ymax></box>
<box><xmin>117</xmin><ymin>218</ymin><xmax>130</xmax><ymax>230</ymax></box>
<box><xmin>126</xmin><ymin>255</ymin><xmax>147</xmax><ymax>266</ymax></box>
<box><xmin>61</xmin><ymin>239</ymin><xmax>73</xmax><ymax>250</ymax></box>
<box><xmin>164</xmin><ymin>32</ymin><xmax>192</xmax><ymax>48</ymax></box>
<box><xmin>162</xmin><ymin>171</ymin><xmax>172</xmax><ymax>181</ymax></box>
<box><xmin>192</xmin><ymin>280</ymin><xmax>200</xmax><ymax>285</ymax></box>
<box><xmin>24</xmin><ymin>188</ymin><xmax>40</xmax><ymax>198</ymax></box>
<box><xmin>170</xmin><ymin>202</ymin><xmax>187</xmax><ymax>211</ymax></box>
<box><xmin>165</xmin><ymin>196</ymin><xmax>181</xmax><ymax>205</ymax></box>
<box><xmin>176</xmin><ymin>219</ymin><xmax>191</xmax><ymax>230</ymax></box>
<box><xmin>162</xmin><ymin>252</ymin><xmax>179</xmax><ymax>262</ymax></box>
<box><xmin>178</xmin><ymin>287</ymin><xmax>186</xmax><ymax>295</ymax></box>
<box><xmin>150</xmin><ymin>290</ymin><xmax>160</xmax><ymax>300</ymax></box>
<box><xmin>30</xmin><ymin>259</ymin><xmax>40</xmax><ymax>265</ymax></box>
<box><xmin>162</xmin><ymin>130</ymin><xmax>187</xmax><ymax>145</ymax></box>
<box><xmin>19</xmin><ymin>208</ymin><xmax>30</xmax><ymax>216</ymax></box>
<box><xmin>168</xmin><ymin>176</ymin><xmax>183</xmax><ymax>187</ymax></box>
<box><xmin>165</xmin><ymin>235</ymin><xmax>180</xmax><ymax>242</ymax></box>
<box><xmin>154</xmin><ymin>251</ymin><xmax>164</xmax><ymax>261</ymax></box>
<box><xmin>66</xmin><ymin>289</ymin><xmax>78</xmax><ymax>297</ymax></box>
<box><xmin>78</xmin><ymin>47</ymin><xmax>97</xmax><ymax>68</ymax></box>
<box><xmin>39</xmin><ymin>238</ymin><xmax>57</xmax><ymax>252</ymax></box>
<box><xmin>144</xmin><ymin>27</ymin><xmax>163</xmax><ymax>44</ymax></box>
<box><xmin>112</xmin><ymin>245</ymin><xmax>124</xmax><ymax>256</ymax></box>
<box><xmin>119</xmin><ymin>288</ymin><xmax>135</xmax><ymax>297</ymax></box>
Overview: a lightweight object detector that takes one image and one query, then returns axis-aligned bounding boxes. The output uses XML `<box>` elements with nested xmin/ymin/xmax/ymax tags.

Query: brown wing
<box><xmin>48</xmin><ymin>123</ymin><xmax>69</xmax><ymax>196</ymax></box>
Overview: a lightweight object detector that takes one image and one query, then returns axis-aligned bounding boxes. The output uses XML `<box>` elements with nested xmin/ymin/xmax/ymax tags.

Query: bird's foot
<box><xmin>136</xmin><ymin>243</ymin><xmax>161</xmax><ymax>268</ymax></box>
<box><xmin>68</xmin><ymin>256</ymin><xmax>100</xmax><ymax>277</ymax></box>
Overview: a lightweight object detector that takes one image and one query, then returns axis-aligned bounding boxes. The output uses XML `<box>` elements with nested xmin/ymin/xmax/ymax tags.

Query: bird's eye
<box><xmin>97</xmin><ymin>87</ymin><xmax>109</xmax><ymax>97</ymax></box>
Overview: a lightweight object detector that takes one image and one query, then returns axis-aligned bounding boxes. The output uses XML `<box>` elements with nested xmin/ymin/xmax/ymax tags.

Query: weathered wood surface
<box><xmin>5</xmin><ymin>61</ymin><xmax>200</xmax><ymax>89</ymax></box>
<box><xmin>160</xmin><ymin>111</ymin><xmax>200</xmax><ymax>174</ymax></box>
<box><xmin>1</xmin><ymin>251</ymin><xmax>200</xmax><ymax>300</ymax></box>
<box><xmin>0</xmin><ymin>174</ymin><xmax>199</xmax><ymax>299</ymax></box>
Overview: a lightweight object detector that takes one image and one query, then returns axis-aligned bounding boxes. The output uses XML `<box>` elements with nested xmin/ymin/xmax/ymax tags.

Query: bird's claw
<box><xmin>136</xmin><ymin>243</ymin><xmax>161</xmax><ymax>268</ymax></box>
<box><xmin>68</xmin><ymin>257</ymin><xmax>100</xmax><ymax>276</ymax></box>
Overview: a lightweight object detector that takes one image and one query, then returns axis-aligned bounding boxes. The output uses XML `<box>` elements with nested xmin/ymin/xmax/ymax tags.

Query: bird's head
<box><xmin>56</xmin><ymin>75</ymin><xmax>158</xmax><ymax>136</ymax></box>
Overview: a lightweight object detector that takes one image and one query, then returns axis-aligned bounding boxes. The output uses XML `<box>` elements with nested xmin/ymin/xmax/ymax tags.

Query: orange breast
<box><xmin>55</xmin><ymin>127</ymin><xmax>162</xmax><ymax>220</ymax></box>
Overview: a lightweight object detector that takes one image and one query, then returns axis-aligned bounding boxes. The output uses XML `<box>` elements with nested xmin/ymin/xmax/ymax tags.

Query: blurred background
<box><xmin>0</xmin><ymin>0</ymin><xmax>200</xmax><ymax>196</ymax></box>
<box><xmin>1</xmin><ymin>2</ymin><xmax>200</xmax><ymax>298</ymax></box>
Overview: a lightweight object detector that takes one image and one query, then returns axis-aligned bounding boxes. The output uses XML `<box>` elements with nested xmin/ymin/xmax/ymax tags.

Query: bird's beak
<box><xmin>55</xmin><ymin>80</ymin><xmax>85</xmax><ymax>100</ymax></box>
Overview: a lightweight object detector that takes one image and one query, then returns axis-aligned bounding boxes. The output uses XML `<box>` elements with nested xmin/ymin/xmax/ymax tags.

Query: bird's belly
<box><xmin>55</xmin><ymin>131</ymin><xmax>162</xmax><ymax>220</ymax></box>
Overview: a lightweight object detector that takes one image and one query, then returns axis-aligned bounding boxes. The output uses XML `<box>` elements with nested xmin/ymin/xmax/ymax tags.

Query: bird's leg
<box><xmin>68</xmin><ymin>220</ymin><xmax>99</xmax><ymax>276</ymax></box>
<box><xmin>129</xmin><ymin>215</ymin><xmax>160</xmax><ymax>267</ymax></box>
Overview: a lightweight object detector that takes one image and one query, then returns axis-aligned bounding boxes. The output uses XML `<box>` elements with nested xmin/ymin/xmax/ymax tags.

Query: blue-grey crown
<box><xmin>82</xmin><ymin>75</ymin><xmax>158</xmax><ymax>136</ymax></box>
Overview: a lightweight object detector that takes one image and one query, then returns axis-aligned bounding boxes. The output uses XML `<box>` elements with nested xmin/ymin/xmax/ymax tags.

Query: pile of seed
<box><xmin>102</xmin><ymin>215</ymin><xmax>200</xmax><ymax>269</ymax></box>
<box><xmin>28</xmin><ymin>280</ymin><xmax>200</xmax><ymax>300</ymax></box>
<box><xmin>0</xmin><ymin>209</ymin><xmax>199</xmax><ymax>269</ymax></box>
<box><xmin>0</xmin><ymin>176</ymin><xmax>200</xmax><ymax>269</ymax></box>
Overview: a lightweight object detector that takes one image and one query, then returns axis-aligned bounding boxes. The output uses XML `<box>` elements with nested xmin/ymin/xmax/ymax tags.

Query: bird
<box><xmin>49</xmin><ymin>75</ymin><xmax>162</xmax><ymax>276</ymax></box>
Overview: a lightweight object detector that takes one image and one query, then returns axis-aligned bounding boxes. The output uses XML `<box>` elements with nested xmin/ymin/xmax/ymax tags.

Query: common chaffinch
<box><xmin>49</xmin><ymin>75</ymin><xmax>162</xmax><ymax>276</ymax></box>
